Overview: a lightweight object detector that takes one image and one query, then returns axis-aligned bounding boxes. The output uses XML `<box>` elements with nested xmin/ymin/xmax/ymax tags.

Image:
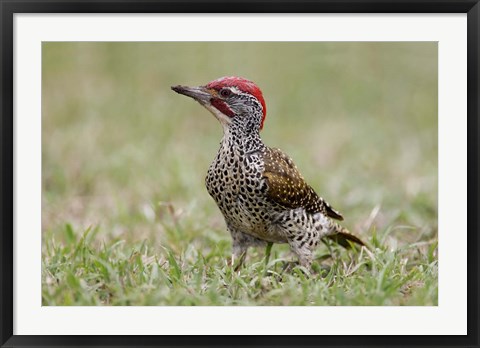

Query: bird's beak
<box><xmin>171</xmin><ymin>85</ymin><xmax>212</xmax><ymax>105</ymax></box>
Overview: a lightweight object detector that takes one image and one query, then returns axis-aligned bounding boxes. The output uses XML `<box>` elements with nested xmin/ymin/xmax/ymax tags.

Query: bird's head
<box><xmin>172</xmin><ymin>76</ymin><xmax>267</xmax><ymax>132</ymax></box>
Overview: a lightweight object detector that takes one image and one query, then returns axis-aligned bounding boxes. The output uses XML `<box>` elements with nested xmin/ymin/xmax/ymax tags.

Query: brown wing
<box><xmin>262</xmin><ymin>147</ymin><xmax>343</xmax><ymax>220</ymax></box>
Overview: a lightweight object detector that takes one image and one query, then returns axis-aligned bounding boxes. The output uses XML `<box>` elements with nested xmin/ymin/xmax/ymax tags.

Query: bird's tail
<box><xmin>325</xmin><ymin>223</ymin><xmax>367</xmax><ymax>249</ymax></box>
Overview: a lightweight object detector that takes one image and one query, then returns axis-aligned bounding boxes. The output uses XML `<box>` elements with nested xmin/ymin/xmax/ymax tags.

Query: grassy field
<box><xmin>42</xmin><ymin>42</ymin><xmax>438</xmax><ymax>306</ymax></box>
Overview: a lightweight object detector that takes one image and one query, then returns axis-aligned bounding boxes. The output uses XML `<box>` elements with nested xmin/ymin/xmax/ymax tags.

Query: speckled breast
<box><xmin>205</xmin><ymin>148</ymin><xmax>285</xmax><ymax>242</ymax></box>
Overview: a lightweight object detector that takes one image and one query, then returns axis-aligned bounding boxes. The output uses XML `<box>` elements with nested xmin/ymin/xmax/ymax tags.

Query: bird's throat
<box><xmin>222</xmin><ymin>126</ymin><xmax>265</xmax><ymax>156</ymax></box>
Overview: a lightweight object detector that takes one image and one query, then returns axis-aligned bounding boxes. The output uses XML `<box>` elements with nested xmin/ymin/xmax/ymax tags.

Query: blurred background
<box><xmin>42</xmin><ymin>42</ymin><xmax>437</xmax><ymax>305</ymax></box>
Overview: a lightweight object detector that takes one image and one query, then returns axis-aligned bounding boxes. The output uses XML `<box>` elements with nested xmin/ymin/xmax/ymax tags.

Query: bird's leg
<box><xmin>277</xmin><ymin>210</ymin><xmax>316</xmax><ymax>272</ymax></box>
<box><xmin>231</xmin><ymin>246</ymin><xmax>247</xmax><ymax>271</ymax></box>
<box><xmin>228</xmin><ymin>227</ymin><xmax>266</xmax><ymax>271</ymax></box>
<box><xmin>287</xmin><ymin>239</ymin><xmax>314</xmax><ymax>272</ymax></box>
<box><xmin>296</xmin><ymin>250</ymin><xmax>313</xmax><ymax>271</ymax></box>
<box><xmin>225</xmin><ymin>243</ymin><xmax>247</xmax><ymax>269</ymax></box>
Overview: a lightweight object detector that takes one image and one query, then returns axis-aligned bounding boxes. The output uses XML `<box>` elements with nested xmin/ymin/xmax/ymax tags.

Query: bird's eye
<box><xmin>220</xmin><ymin>88</ymin><xmax>231</xmax><ymax>97</ymax></box>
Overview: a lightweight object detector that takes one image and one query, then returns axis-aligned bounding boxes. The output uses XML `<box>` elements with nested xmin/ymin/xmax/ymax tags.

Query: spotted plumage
<box><xmin>172</xmin><ymin>76</ymin><xmax>366</xmax><ymax>270</ymax></box>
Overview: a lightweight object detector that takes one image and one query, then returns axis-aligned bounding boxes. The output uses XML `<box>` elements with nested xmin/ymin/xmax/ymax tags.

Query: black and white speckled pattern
<box><xmin>173</xmin><ymin>77</ymin><xmax>365</xmax><ymax>269</ymax></box>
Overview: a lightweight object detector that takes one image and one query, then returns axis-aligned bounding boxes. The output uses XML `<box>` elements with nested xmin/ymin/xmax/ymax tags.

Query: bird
<box><xmin>171</xmin><ymin>76</ymin><xmax>366</xmax><ymax>271</ymax></box>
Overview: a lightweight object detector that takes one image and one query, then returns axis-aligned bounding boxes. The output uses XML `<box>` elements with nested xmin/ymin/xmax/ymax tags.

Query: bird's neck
<box><xmin>221</xmin><ymin>123</ymin><xmax>265</xmax><ymax>155</ymax></box>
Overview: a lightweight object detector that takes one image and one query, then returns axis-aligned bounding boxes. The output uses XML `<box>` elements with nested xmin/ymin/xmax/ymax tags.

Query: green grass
<box><xmin>42</xmin><ymin>42</ymin><xmax>438</xmax><ymax>306</ymax></box>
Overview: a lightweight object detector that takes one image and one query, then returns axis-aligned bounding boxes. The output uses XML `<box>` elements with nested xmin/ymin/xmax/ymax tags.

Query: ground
<box><xmin>42</xmin><ymin>42</ymin><xmax>438</xmax><ymax>306</ymax></box>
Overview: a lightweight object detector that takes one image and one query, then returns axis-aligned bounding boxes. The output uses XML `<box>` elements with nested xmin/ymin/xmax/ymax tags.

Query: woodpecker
<box><xmin>172</xmin><ymin>76</ymin><xmax>366</xmax><ymax>270</ymax></box>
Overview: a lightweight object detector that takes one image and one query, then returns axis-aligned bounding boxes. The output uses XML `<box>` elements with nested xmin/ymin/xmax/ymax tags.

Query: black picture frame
<box><xmin>1</xmin><ymin>1</ymin><xmax>479</xmax><ymax>347</ymax></box>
